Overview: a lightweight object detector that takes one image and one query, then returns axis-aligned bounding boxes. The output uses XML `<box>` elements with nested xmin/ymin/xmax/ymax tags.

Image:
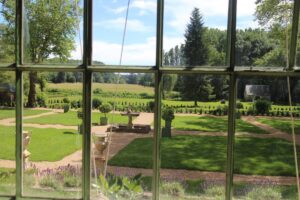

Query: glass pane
<box><xmin>90</xmin><ymin>72</ymin><xmax>154</xmax><ymax>200</ymax></box>
<box><xmin>163</xmin><ymin>0</ymin><xmax>228</xmax><ymax>68</ymax></box>
<box><xmin>22</xmin><ymin>71</ymin><xmax>83</xmax><ymax>198</ymax></box>
<box><xmin>23</xmin><ymin>0</ymin><xmax>83</xmax><ymax>65</ymax></box>
<box><xmin>159</xmin><ymin>74</ymin><xmax>229</xmax><ymax>199</ymax></box>
<box><xmin>92</xmin><ymin>0</ymin><xmax>157</xmax><ymax>66</ymax></box>
<box><xmin>236</xmin><ymin>0</ymin><xmax>293</xmax><ymax>68</ymax></box>
<box><xmin>0</xmin><ymin>72</ymin><xmax>15</xmax><ymax>195</ymax></box>
<box><xmin>233</xmin><ymin>76</ymin><xmax>299</xmax><ymax>199</ymax></box>
<box><xmin>0</xmin><ymin>0</ymin><xmax>15</xmax><ymax>63</ymax></box>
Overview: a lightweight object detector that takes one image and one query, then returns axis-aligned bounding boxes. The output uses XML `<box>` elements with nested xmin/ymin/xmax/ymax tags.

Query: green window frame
<box><xmin>0</xmin><ymin>0</ymin><xmax>300</xmax><ymax>199</ymax></box>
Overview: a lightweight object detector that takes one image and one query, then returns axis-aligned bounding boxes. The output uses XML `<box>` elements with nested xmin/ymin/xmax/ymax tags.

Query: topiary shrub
<box><xmin>162</xmin><ymin>107</ymin><xmax>175</xmax><ymax>138</ymax></box>
<box><xmin>254</xmin><ymin>99</ymin><xmax>271</xmax><ymax>115</ymax></box>
<box><xmin>63</xmin><ymin>97</ymin><xmax>70</xmax><ymax>104</ymax></box>
<box><xmin>92</xmin><ymin>98</ymin><xmax>102</xmax><ymax>109</ymax></box>
<box><xmin>99</xmin><ymin>103</ymin><xmax>112</xmax><ymax>125</ymax></box>
<box><xmin>148</xmin><ymin>101</ymin><xmax>155</xmax><ymax>112</ymax></box>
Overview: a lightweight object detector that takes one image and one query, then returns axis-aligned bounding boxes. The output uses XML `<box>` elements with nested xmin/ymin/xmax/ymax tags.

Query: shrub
<box><xmin>245</xmin><ymin>187</ymin><xmax>281</xmax><ymax>200</ymax></box>
<box><xmin>254</xmin><ymin>99</ymin><xmax>272</xmax><ymax>115</ymax></box>
<box><xmin>92</xmin><ymin>98</ymin><xmax>102</xmax><ymax>109</ymax></box>
<box><xmin>99</xmin><ymin>103</ymin><xmax>112</xmax><ymax>118</ymax></box>
<box><xmin>63</xmin><ymin>97</ymin><xmax>70</xmax><ymax>104</ymax></box>
<box><xmin>160</xmin><ymin>182</ymin><xmax>184</xmax><ymax>197</ymax></box>
<box><xmin>236</xmin><ymin>102</ymin><xmax>244</xmax><ymax>109</ymax></box>
<box><xmin>64</xmin><ymin>176</ymin><xmax>81</xmax><ymax>188</ymax></box>
<box><xmin>93</xmin><ymin>88</ymin><xmax>103</xmax><ymax>94</ymax></box>
<box><xmin>36</xmin><ymin>93</ymin><xmax>47</xmax><ymax>107</ymax></box>
<box><xmin>162</xmin><ymin>107</ymin><xmax>175</xmax><ymax>122</ymax></box>
<box><xmin>39</xmin><ymin>175</ymin><xmax>62</xmax><ymax>190</ymax></box>
<box><xmin>220</xmin><ymin>99</ymin><xmax>226</xmax><ymax>104</ymax></box>
<box><xmin>247</xmin><ymin>106</ymin><xmax>255</xmax><ymax>115</ymax></box>
<box><xmin>70</xmin><ymin>100</ymin><xmax>78</xmax><ymax>109</ymax></box>
<box><xmin>148</xmin><ymin>101</ymin><xmax>155</xmax><ymax>112</ymax></box>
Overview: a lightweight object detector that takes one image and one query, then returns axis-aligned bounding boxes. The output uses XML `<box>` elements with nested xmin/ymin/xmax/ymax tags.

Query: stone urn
<box><xmin>93</xmin><ymin>135</ymin><xmax>108</xmax><ymax>174</ymax></box>
<box><xmin>23</xmin><ymin>131</ymin><xmax>31</xmax><ymax>169</ymax></box>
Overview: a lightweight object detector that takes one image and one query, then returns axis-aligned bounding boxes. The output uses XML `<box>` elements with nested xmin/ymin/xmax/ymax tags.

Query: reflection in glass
<box><xmin>0</xmin><ymin>72</ymin><xmax>15</xmax><ymax>195</ymax></box>
<box><xmin>91</xmin><ymin>73</ymin><xmax>154</xmax><ymax>200</ymax></box>
<box><xmin>23</xmin><ymin>0</ymin><xmax>83</xmax><ymax>65</ymax></box>
<box><xmin>22</xmin><ymin>71</ymin><xmax>83</xmax><ymax>199</ymax></box>
<box><xmin>236</xmin><ymin>0</ymin><xmax>293</xmax><ymax>68</ymax></box>
<box><xmin>0</xmin><ymin>0</ymin><xmax>15</xmax><ymax>63</ymax></box>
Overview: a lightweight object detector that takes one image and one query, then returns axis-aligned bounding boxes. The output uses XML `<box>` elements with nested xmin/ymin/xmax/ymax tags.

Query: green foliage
<box><xmin>36</xmin><ymin>93</ymin><xmax>47</xmax><ymax>107</ymax></box>
<box><xmin>62</xmin><ymin>97</ymin><xmax>70</xmax><ymax>104</ymax></box>
<box><xmin>162</xmin><ymin>107</ymin><xmax>175</xmax><ymax>122</ymax></box>
<box><xmin>96</xmin><ymin>174</ymin><xmax>143</xmax><ymax>200</ymax></box>
<box><xmin>236</xmin><ymin>102</ymin><xmax>244</xmax><ymax>109</ymax></box>
<box><xmin>245</xmin><ymin>187</ymin><xmax>282</xmax><ymax>200</ymax></box>
<box><xmin>254</xmin><ymin>99</ymin><xmax>272</xmax><ymax>114</ymax></box>
<box><xmin>160</xmin><ymin>182</ymin><xmax>184</xmax><ymax>197</ymax></box>
<box><xmin>99</xmin><ymin>103</ymin><xmax>112</xmax><ymax>118</ymax></box>
<box><xmin>92</xmin><ymin>98</ymin><xmax>102</xmax><ymax>109</ymax></box>
<box><xmin>39</xmin><ymin>175</ymin><xmax>62</xmax><ymax>190</ymax></box>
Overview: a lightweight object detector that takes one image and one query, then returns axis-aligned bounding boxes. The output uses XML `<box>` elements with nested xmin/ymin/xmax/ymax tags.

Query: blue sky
<box><xmin>71</xmin><ymin>0</ymin><xmax>258</xmax><ymax>65</ymax></box>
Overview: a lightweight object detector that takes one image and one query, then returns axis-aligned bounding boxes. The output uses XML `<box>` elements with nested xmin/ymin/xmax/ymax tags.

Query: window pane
<box><xmin>236</xmin><ymin>0</ymin><xmax>293</xmax><ymax>68</ymax></box>
<box><xmin>23</xmin><ymin>0</ymin><xmax>83</xmax><ymax>65</ymax></box>
<box><xmin>22</xmin><ymin>71</ymin><xmax>83</xmax><ymax>199</ymax></box>
<box><xmin>90</xmin><ymin>72</ymin><xmax>154</xmax><ymax>199</ymax></box>
<box><xmin>92</xmin><ymin>0</ymin><xmax>157</xmax><ymax>66</ymax></box>
<box><xmin>163</xmin><ymin>0</ymin><xmax>228</xmax><ymax>68</ymax></box>
<box><xmin>0</xmin><ymin>0</ymin><xmax>15</xmax><ymax>64</ymax></box>
<box><xmin>159</xmin><ymin>74</ymin><xmax>229</xmax><ymax>199</ymax></box>
<box><xmin>0</xmin><ymin>72</ymin><xmax>15</xmax><ymax>195</ymax></box>
<box><xmin>233</xmin><ymin>76</ymin><xmax>299</xmax><ymax>199</ymax></box>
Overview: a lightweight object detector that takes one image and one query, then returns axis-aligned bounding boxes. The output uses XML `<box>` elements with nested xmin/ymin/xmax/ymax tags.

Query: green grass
<box><xmin>257</xmin><ymin>117</ymin><xmax>300</xmax><ymax>134</ymax></box>
<box><xmin>0</xmin><ymin>125</ymin><xmax>81</xmax><ymax>161</ymax></box>
<box><xmin>23</xmin><ymin>111</ymin><xmax>132</xmax><ymax>126</ymax></box>
<box><xmin>0</xmin><ymin>108</ymin><xmax>51</xmax><ymax>120</ymax></box>
<box><xmin>172</xmin><ymin>116</ymin><xmax>268</xmax><ymax>134</ymax></box>
<box><xmin>109</xmin><ymin>135</ymin><xmax>300</xmax><ymax>176</ymax></box>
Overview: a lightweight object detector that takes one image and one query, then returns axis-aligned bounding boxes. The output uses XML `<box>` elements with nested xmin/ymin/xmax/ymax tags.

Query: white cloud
<box><xmin>110</xmin><ymin>0</ymin><xmax>156</xmax><ymax>16</ymax></box>
<box><xmin>166</xmin><ymin>0</ymin><xmax>257</xmax><ymax>33</ymax></box>
<box><xmin>86</xmin><ymin>37</ymin><xmax>156</xmax><ymax>65</ymax></box>
<box><xmin>94</xmin><ymin>17</ymin><xmax>151</xmax><ymax>32</ymax></box>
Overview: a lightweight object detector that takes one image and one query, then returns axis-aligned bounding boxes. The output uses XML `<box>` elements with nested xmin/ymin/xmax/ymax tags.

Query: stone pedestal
<box><xmin>23</xmin><ymin>131</ymin><xmax>31</xmax><ymax>169</ymax></box>
<box><xmin>93</xmin><ymin>135</ymin><xmax>108</xmax><ymax>175</ymax></box>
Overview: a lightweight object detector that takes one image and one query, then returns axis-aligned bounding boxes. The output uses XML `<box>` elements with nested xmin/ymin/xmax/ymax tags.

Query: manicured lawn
<box><xmin>23</xmin><ymin>111</ymin><xmax>131</xmax><ymax>126</ymax></box>
<box><xmin>172</xmin><ymin>116</ymin><xmax>268</xmax><ymax>134</ymax></box>
<box><xmin>0</xmin><ymin>108</ymin><xmax>51</xmax><ymax>120</ymax></box>
<box><xmin>0</xmin><ymin>126</ymin><xmax>81</xmax><ymax>161</ymax></box>
<box><xmin>109</xmin><ymin>135</ymin><xmax>299</xmax><ymax>176</ymax></box>
<box><xmin>257</xmin><ymin>117</ymin><xmax>300</xmax><ymax>134</ymax></box>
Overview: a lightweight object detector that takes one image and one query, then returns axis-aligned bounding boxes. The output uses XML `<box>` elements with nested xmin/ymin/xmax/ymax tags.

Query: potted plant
<box><xmin>99</xmin><ymin>103</ymin><xmax>112</xmax><ymax>125</ymax></box>
<box><xmin>162</xmin><ymin>107</ymin><xmax>175</xmax><ymax>138</ymax></box>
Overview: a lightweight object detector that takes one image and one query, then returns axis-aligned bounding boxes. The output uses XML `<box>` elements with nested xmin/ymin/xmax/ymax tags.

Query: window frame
<box><xmin>0</xmin><ymin>0</ymin><xmax>299</xmax><ymax>199</ymax></box>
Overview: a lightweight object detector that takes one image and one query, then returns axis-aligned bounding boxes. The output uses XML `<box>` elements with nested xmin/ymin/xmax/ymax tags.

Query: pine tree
<box><xmin>180</xmin><ymin>8</ymin><xmax>212</xmax><ymax>106</ymax></box>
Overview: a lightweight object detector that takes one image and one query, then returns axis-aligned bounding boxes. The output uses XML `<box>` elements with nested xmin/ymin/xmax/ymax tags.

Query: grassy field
<box><xmin>23</xmin><ymin>111</ymin><xmax>132</xmax><ymax>126</ymax></box>
<box><xmin>0</xmin><ymin>108</ymin><xmax>51</xmax><ymax>120</ymax></box>
<box><xmin>0</xmin><ymin>126</ymin><xmax>81</xmax><ymax>161</ymax></box>
<box><xmin>46</xmin><ymin>83</ymin><xmax>154</xmax><ymax>94</ymax></box>
<box><xmin>257</xmin><ymin>117</ymin><xmax>300</xmax><ymax>134</ymax></box>
<box><xmin>172</xmin><ymin>116</ymin><xmax>268</xmax><ymax>134</ymax></box>
<box><xmin>109</xmin><ymin>135</ymin><xmax>299</xmax><ymax>176</ymax></box>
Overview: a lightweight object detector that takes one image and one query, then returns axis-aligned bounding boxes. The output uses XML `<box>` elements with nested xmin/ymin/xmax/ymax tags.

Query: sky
<box><xmin>2</xmin><ymin>0</ymin><xmax>259</xmax><ymax>66</ymax></box>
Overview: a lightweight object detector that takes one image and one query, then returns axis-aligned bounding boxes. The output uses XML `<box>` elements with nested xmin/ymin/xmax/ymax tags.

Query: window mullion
<box><xmin>225</xmin><ymin>0</ymin><xmax>237</xmax><ymax>199</ymax></box>
<box><xmin>82</xmin><ymin>0</ymin><xmax>93</xmax><ymax>199</ymax></box>
<box><xmin>152</xmin><ymin>0</ymin><xmax>164</xmax><ymax>200</ymax></box>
